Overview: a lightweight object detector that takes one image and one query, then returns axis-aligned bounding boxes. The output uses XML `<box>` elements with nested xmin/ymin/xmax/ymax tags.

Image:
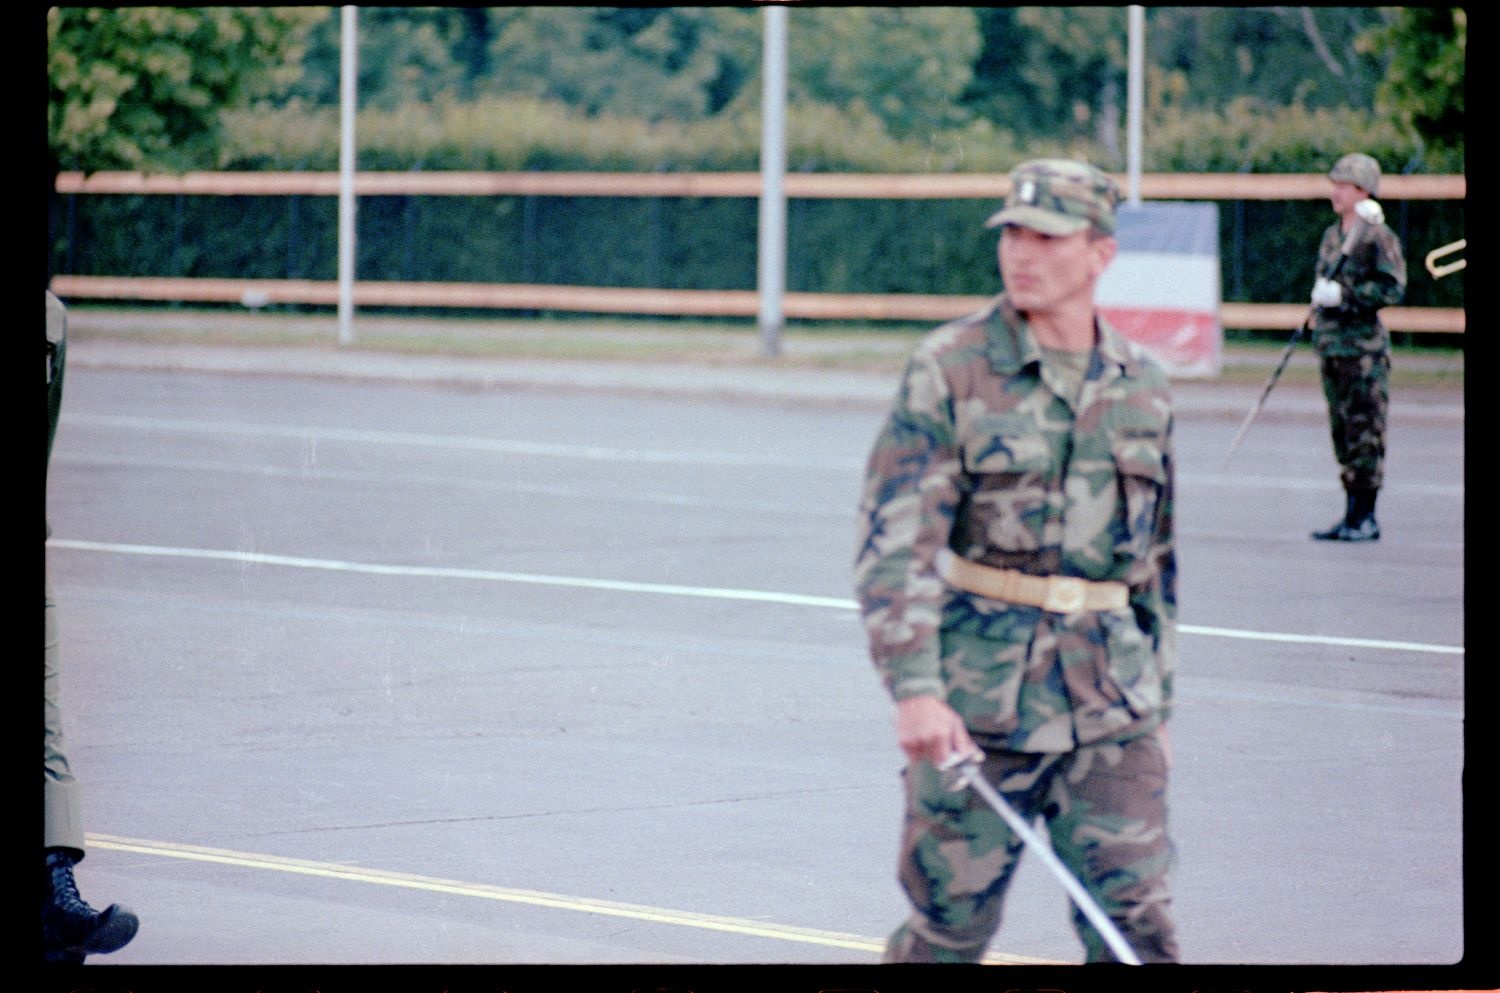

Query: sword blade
<box><xmin>1222</xmin><ymin>318</ymin><xmax>1310</xmax><ymax>468</ymax></box>
<box><xmin>949</xmin><ymin>760</ymin><xmax>1143</xmax><ymax>965</ymax></box>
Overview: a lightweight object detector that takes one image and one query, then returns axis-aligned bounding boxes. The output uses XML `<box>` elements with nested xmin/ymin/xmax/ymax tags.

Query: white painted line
<box><xmin>49</xmin><ymin>539</ymin><xmax>855</xmax><ymax>609</ymax></box>
<box><xmin>1176</xmin><ymin>623</ymin><xmax>1462</xmax><ymax>655</ymax></box>
<box><xmin>50</xmin><ymin>539</ymin><xmax>1462</xmax><ymax>656</ymax></box>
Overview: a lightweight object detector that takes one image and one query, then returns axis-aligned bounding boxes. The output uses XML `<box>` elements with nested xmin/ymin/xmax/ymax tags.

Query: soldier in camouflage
<box><xmin>855</xmin><ymin>159</ymin><xmax>1178</xmax><ymax>964</ymax></box>
<box><xmin>1308</xmin><ymin>152</ymin><xmax>1406</xmax><ymax>541</ymax></box>
<box><xmin>45</xmin><ymin>291</ymin><xmax>140</xmax><ymax>963</ymax></box>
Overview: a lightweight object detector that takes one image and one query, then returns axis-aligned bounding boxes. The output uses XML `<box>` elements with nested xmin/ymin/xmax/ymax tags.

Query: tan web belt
<box><xmin>935</xmin><ymin>548</ymin><xmax>1128</xmax><ymax>614</ymax></box>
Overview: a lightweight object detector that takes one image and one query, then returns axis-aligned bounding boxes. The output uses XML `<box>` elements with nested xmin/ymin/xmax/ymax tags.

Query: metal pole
<box><xmin>757</xmin><ymin>4</ymin><xmax>788</xmax><ymax>358</ymax></box>
<box><xmin>1126</xmin><ymin>5</ymin><xmax>1144</xmax><ymax>207</ymax></box>
<box><xmin>338</xmin><ymin>5</ymin><xmax>358</xmax><ymax>346</ymax></box>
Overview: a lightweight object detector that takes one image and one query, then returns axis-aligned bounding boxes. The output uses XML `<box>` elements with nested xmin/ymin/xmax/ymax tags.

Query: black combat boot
<box><xmin>43</xmin><ymin>848</ymin><xmax>139</xmax><ymax>963</ymax></box>
<box><xmin>1340</xmin><ymin>488</ymin><xmax>1380</xmax><ymax>541</ymax></box>
<box><xmin>1311</xmin><ymin>492</ymin><xmax>1357</xmax><ymax>541</ymax></box>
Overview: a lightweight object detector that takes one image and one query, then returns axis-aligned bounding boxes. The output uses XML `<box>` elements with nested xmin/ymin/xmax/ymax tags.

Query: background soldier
<box><xmin>45</xmin><ymin>290</ymin><xmax>140</xmax><ymax>963</ymax></box>
<box><xmin>855</xmin><ymin>159</ymin><xmax>1179</xmax><ymax>963</ymax></box>
<box><xmin>1308</xmin><ymin>152</ymin><xmax>1407</xmax><ymax>541</ymax></box>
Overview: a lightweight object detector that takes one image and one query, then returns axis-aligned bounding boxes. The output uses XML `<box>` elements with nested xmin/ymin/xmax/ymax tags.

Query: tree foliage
<box><xmin>1146</xmin><ymin>7</ymin><xmax>1396</xmax><ymax>112</ymax></box>
<box><xmin>47</xmin><ymin>6</ymin><xmax>323</xmax><ymax>174</ymax></box>
<box><xmin>1358</xmin><ymin>7</ymin><xmax>1465</xmax><ymax>170</ymax></box>
<box><xmin>784</xmin><ymin>7</ymin><xmax>981</xmax><ymax>139</ymax></box>
<box><xmin>964</xmin><ymin>7</ymin><xmax>1128</xmax><ymax>151</ymax></box>
<box><xmin>472</xmin><ymin>7</ymin><xmax>979</xmax><ymax>140</ymax></box>
<box><xmin>479</xmin><ymin>7</ymin><xmax>761</xmax><ymax>122</ymax></box>
<box><xmin>50</xmin><ymin>6</ymin><xmax>1464</xmax><ymax>175</ymax></box>
<box><xmin>290</xmin><ymin>7</ymin><xmax>484</xmax><ymax>110</ymax></box>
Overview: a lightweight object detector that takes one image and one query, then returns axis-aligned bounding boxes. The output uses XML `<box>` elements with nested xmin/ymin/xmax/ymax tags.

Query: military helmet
<box><xmin>1329</xmin><ymin>153</ymin><xmax>1381</xmax><ymax>197</ymax></box>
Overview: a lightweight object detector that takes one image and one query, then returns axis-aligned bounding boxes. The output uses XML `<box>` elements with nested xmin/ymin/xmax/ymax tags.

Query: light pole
<box><xmin>338</xmin><ymin>6</ymin><xmax>358</xmax><ymax>345</ymax></box>
<box><xmin>757</xmin><ymin>5</ymin><xmax>788</xmax><ymax>358</ymax></box>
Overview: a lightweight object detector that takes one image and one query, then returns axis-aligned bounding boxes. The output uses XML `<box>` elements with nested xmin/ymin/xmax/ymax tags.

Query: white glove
<box><xmin>1311</xmin><ymin>277</ymin><xmax>1343</xmax><ymax>308</ymax></box>
<box><xmin>1355</xmin><ymin>198</ymin><xmax>1385</xmax><ymax>225</ymax></box>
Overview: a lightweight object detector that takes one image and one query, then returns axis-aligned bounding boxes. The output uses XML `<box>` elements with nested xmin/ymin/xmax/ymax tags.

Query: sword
<box><xmin>1221</xmin><ymin>315</ymin><xmax>1310</xmax><ymax>468</ymax></box>
<box><xmin>939</xmin><ymin>751</ymin><xmax>1143</xmax><ymax>965</ymax></box>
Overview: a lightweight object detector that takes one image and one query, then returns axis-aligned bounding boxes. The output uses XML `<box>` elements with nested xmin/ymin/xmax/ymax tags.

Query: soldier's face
<box><xmin>998</xmin><ymin>225</ymin><xmax>1116</xmax><ymax>316</ymax></box>
<box><xmin>1330</xmin><ymin>180</ymin><xmax>1366</xmax><ymax>217</ymax></box>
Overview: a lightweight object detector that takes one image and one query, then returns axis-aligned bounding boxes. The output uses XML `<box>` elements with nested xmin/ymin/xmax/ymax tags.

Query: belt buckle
<box><xmin>1043</xmin><ymin>576</ymin><xmax>1087</xmax><ymax>613</ymax></box>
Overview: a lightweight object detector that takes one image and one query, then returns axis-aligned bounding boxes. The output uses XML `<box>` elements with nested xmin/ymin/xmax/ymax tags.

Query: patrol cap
<box><xmin>1329</xmin><ymin>152</ymin><xmax>1380</xmax><ymax>197</ymax></box>
<box><xmin>985</xmin><ymin>158</ymin><xmax>1120</xmax><ymax>236</ymax></box>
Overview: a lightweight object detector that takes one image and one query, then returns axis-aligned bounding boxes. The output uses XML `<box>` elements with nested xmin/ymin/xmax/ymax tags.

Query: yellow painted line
<box><xmin>85</xmin><ymin>833</ymin><xmax>1055</xmax><ymax>965</ymax></box>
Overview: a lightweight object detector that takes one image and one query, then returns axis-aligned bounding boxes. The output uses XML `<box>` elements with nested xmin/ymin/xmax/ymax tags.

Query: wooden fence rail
<box><xmin>46</xmin><ymin>275</ymin><xmax>1464</xmax><ymax>334</ymax></box>
<box><xmin>55</xmin><ymin>170</ymin><xmax>1466</xmax><ymax>200</ymax></box>
<box><xmin>50</xmin><ymin>171</ymin><xmax>1465</xmax><ymax>333</ymax></box>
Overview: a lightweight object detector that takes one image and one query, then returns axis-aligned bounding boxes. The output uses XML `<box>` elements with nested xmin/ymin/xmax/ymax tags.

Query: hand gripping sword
<box><xmin>1222</xmin><ymin>198</ymin><xmax>1383</xmax><ymax>468</ymax></box>
<box><xmin>939</xmin><ymin>751</ymin><xmax>1143</xmax><ymax>965</ymax></box>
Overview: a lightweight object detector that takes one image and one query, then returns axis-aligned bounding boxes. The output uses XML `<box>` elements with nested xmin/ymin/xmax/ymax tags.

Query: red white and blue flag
<box><xmin>1098</xmin><ymin>202</ymin><xmax>1223</xmax><ymax>378</ymax></box>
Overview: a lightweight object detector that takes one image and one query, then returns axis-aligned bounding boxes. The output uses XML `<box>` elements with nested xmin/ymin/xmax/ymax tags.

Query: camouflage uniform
<box><xmin>1310</xmin><ymin>213</ymin><xmax>1406</xmax><ymax>492</ymax></box>
<box><xmin>856</xmin><ymin>161</ymin><xmax>1179</xmax><ymax>962</ymax></box>
<box><xmin>1309</xmin><ymin>153</ymin><xmax>1406</xmax><ymax>541</ymax></box>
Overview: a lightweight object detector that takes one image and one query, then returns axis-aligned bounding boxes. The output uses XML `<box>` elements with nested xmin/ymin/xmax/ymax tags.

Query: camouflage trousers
<box><xmin>883</xmin><ymin>731</ymin><xmax>1178</xmax><ymax>964</ymax></box>
<box><xmin>1319</xmin><ymin>351</ymin><xmax>1389</xmax><ymax>493</ymax></box>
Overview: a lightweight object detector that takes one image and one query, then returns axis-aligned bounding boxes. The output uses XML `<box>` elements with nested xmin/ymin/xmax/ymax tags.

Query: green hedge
<box><xmin>214</xmin><ymin>94</ymin><xmax>1456</xmax><ymax>175</ymax></box>
<box><xmin>48</xmin><ymin>189</ymin><xmax>1464</xmax><ymax>309</ymax></box>
<box><xmin>47</xmin><ymin>96</ymin><xmax>1464</xmax><ymax>310</ymax></box>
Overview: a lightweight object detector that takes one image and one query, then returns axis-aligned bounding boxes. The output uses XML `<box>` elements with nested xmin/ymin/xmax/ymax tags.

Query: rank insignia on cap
<box><xmin>983</xmin><ymin>158</ymin><xmax>1118</xmax><ymax>235</ymax></box>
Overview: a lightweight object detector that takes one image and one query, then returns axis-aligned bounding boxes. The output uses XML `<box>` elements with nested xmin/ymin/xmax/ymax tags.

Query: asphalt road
<box><xmin>42</xmin><ymin>338</ymin><xmax>1471</xmax><ymax>992</ymax></box>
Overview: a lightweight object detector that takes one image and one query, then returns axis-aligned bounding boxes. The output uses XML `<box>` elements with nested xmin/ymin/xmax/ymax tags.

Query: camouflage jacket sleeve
<box><xmin>1135</xmin><ymin>413</ymin><xmax>1177</xmax><ymax>713</ymax></box>
<box><xmin>853</xmin><ymin>341</ymin><xmax>962</xmax><ymax>702</ymax></box>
